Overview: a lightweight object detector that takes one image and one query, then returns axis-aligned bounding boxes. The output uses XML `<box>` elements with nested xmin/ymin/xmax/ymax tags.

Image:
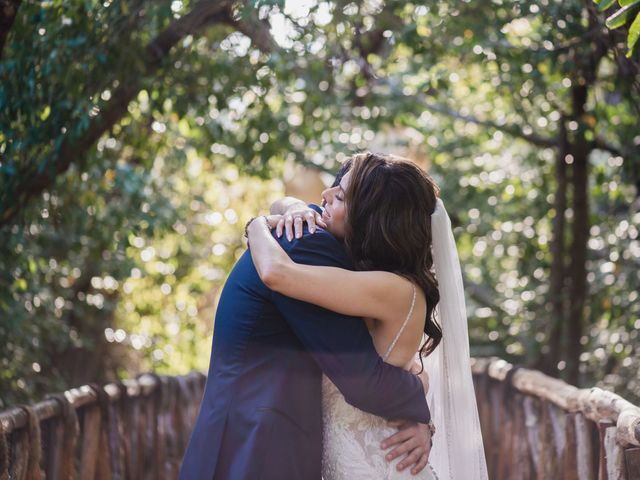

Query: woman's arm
<box><xmin>247</xmin><ymin>216</ymin><xmax>411</xmax><ymax>322</ymax></box>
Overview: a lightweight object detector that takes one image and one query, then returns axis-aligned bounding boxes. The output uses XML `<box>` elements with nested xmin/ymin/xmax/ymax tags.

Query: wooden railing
<box><xmin>0</xmin><ymin>372</ymin><xmax>206</xmax><ymax>480</ymax></box>
<box><xmin>472</xmin><ymin>357</ymin><xmax>640</xmax><ymax>480</ymax></box>
<box><xmin>1</xmin><ymin>359</ymin><xmax>639</xmax><ymax>479</ymax></box>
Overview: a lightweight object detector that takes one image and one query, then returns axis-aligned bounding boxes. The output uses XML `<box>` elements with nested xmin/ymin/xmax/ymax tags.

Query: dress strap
<box><xmin>382</xmin><ymin>283</ymin><xmax>417</xmax><ymax>362</ymax></box>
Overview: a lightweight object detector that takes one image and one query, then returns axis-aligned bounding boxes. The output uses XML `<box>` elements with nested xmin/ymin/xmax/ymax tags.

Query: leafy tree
<box><xmin>1</xmin><ymin>0</ymin><xmax>638</xmax><ymax>406</ymax></box>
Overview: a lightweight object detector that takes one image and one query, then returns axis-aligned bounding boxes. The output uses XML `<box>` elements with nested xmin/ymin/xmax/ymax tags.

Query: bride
<box><xmin>246</xmin><ymin>152</ymin><xmax>488</xmax><ymax>479</ymax></box>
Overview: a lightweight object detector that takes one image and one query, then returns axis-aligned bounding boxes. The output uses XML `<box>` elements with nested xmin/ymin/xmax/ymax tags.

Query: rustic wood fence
<box><xmin>1</xmin><ymin>358</ymin><xmax>639</xmax><ymax>479</ymax></box>
<box><xmin>0</xmin><ymin>372</ymin><xmax>206</xmax><ymax>480</ymax></box>
<box><xmin>472</xmin><ymin>357</ymin><xmax>640</xmax><ymax>480</ymax></box>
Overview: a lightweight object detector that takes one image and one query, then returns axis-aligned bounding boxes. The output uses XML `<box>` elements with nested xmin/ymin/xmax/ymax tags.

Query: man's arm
<box><xmin>269</xmin><ymin>229</ymin><xmax>430</xmax><ymax>423</ymax></box>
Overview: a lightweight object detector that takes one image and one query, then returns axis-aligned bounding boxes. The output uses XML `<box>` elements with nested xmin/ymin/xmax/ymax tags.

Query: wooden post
<box><xmin>500</xmin><ymin>387</ymin><xmax>513</xmax><ymax>479</ymax></box>
<box><xmin>474</xmin><ymin>373</ymin><xmax>493</xmax><ymax>477</ymax></box>
<box><xmin>166</xmin><ymin>375</ymin><xmax>182</xmax><ymax>477</ymax></box>
<box><xmin>603</xmin><ymin>425</ymin><xmax>626</xmax><ymax>480</ymax></box>
<box><xmin>547</xmin><ymin>402</ymin><xmax>567</xmax><ymax>476</ymax></box>
<box><xmin>126</xmin><ymin>395</ymin><xmax>141</xmax><ymax>479</ymax></box>
<box><xmin>155</xmin><ymin>375</ymin><xmax>168</xmax><ymax>480</ymax></box>
<box><xmin>598</xmin><ymin>421</ymin><xmax>615</xmax><ymax>480</ymax></box>
<box><xmin>624</xmin><ymin>447</ymin><xmax>640</xmax><ymax>479</ymax></box>
<box><xmin>575</xmin><ymin>413</ymin><xmax>597</xmax><ymax>480</ymax></box>
<box><xmin>131</xmin><ymin>395</ymin><xmax>143</xmax><ymax>479</ymax></box>
<box><xmin>40</xmin><ymin>416</ymin><xmax>61</xmax><ymax>479</ymax></box>
<box><xmin>523</xmin><ymin>396</ymin><xmax>541</xmax><ymax>476</ymax></box>
<box><xmin>537</xmin><ymin>400</ymin><xmax>560</xmax><ymax>479</ymax></box>
<box><xmin>43</xmin><ymin>393</ymin><xmax>79</xmax><ymax>480</ymax></box>
<box><xmin>0</xmin><ymin>423</ymin><xmax>8</xmax><ymax>480</ymax></box>
<box><xmin>106</xmin><ymin>382</ymin><xmax>126</xmax><ymax>480</ymax></box>
<box><xmin>93</xmin><ymin>385</ymin><xmax>113</xmax><ymax>480</ymax></box>
<box><xmin>490</xmin><ymin>380</ymin><xmax>504</xmax><ymax>478</ymax></box>
<box><xmin>564</xmin><ymin>412</ymin><xmax>580</xmax><ymax>480</ymax></box>
<box><xmin>12</xmin><ymin>405</ymin><xmax>42</xmax><ymax>480</ymax></box>
<box><xmin>78</xmin><ymin>405</ymin><xmax>101</xmax><ymax>479</ymax></box>
<box><xmin>514</xmin><ymin>393</ymin><xmax>534</xmax><ymax>479</ymax></box>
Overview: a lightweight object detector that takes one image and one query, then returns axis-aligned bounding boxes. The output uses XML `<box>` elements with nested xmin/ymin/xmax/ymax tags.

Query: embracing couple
<box><xmin>179</xmin><ymin>152</ymin><xmax>488</xmax><ymax>479</ymax></box>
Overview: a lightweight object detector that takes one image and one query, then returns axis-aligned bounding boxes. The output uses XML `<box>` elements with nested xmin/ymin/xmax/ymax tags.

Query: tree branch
<box><xmin>220</xmin><ymin>9</ymin><xmax>279</xmax><ymax>54</ymax></box>
<box><xmin>0</xmin><ymin>0</ymin><xmax>20</xmax><ymax>59</ymax></box>
<box><xmin>421</xmin><ymin>102</ymin><xmax>558</xmax><ymax>148</ymax></box>
<box><xmin>593</xmin><ymin>136</ymin><xmax>627</xmax><ymax>158</ymax></box>
<box><xmin>462</xmin><ymin>271</ymin><xmax>507</xmax><ymax>316</ymax></box>
<box><xmin>0</xmin><ymin>0</ymin><xmax>235</xmax><ymax>227</ymax></box>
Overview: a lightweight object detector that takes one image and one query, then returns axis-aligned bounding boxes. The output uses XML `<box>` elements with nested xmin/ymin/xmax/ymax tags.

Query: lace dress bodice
<box><xmin>321</xmin><ymin>285</ymin><xmax>438</xmax><ymax>479</ymax></box>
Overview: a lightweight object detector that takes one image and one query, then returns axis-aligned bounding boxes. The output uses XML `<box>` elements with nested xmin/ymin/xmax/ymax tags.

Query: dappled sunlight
<box><xmin>1</xmin><ymin>0</ymin><xmax>639</xmax><ymax>412</ymax></box>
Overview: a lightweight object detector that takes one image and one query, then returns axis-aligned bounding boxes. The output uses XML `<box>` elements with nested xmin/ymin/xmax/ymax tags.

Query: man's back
<box><xmin>179</xmin><ymin>228</ymin><xmax>429</xmax><ymax>480</ymax></box>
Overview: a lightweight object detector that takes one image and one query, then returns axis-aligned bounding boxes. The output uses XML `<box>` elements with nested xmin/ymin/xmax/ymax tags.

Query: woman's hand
<box><xmin>276</xmin><ymin>206</ymin><xmax>327</xmax><ymax>241</ymax></box>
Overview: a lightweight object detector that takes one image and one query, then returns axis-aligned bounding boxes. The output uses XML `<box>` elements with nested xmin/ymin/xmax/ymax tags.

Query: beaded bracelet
<box><xmin>244</xmin><ymin>215</ymin><xmax>268</xmax><ymax>239</ymax></box>
<box><xmin>427</xmin><ymin>420</ymin><xmax>436</xmax><ymax>437</ymax></box>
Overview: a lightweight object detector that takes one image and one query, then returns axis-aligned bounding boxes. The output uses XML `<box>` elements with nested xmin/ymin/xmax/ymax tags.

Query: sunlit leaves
<box><xmin>628</xmin><ymin>10</ymin><xmax>640</xmax><ymax>53</ymax></box>
<box><xmin>1</xmin><ymin>0</ymin><xmax>639</xmax><ymax>407</ymax></box>
<box><xmin>606</xmin><ymin>3</ymin><xmax>640</xmax><ymax>30</ymax></box>
<box><xmin>595</xmin><ymin>0</ymin><xmax>640</xmax><ymax>55</ymax></box>
<box><xmin>596</xmin><ymin>0</ymin><xmax>618</xmax><ymax>11</ymax></box>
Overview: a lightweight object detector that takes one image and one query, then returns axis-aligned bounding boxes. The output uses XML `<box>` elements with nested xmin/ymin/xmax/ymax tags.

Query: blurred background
<box><xmin>0</xmin><ymin>0</ymin><xmax>638</xmax><ymax>408</ymax></box>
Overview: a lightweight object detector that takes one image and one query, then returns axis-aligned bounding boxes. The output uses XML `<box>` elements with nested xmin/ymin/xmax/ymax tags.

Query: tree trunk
<box><xmin>0</xmin><ymin>0</ymin><xmax>20</xmax><ymax>59</ymax></box>
<box><xmin>540</xmin><ymin>118</ymin><xmax>569</xmax><ymax>376</ymax></box>
<box><xmin>563</xmin><ymin>4</ymin><xmax>608</xmax><ymax>384</ymax></box>
<box><xmin>565</xmin><ymin>84</ymin><xmax>590</xmax><ymax>385</ymax></box>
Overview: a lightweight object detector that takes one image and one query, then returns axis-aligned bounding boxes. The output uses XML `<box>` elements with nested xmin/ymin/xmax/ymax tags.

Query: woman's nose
<box><xmin>321</xmin><ymin>187</ymin><xmax>331</xmax><ymax>204</ymax></box>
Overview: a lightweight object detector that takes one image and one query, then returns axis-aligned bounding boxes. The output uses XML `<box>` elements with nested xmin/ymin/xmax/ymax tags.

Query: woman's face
<box><xmin>321</xmin><ymin>169</ymin><xmax>351</xmax><ymax>239</ymax></box>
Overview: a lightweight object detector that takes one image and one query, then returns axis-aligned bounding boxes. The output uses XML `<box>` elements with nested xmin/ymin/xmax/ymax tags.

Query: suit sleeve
<box><xmin>270</xmin><ymin>229</ymin><xmax>430</xmax><ymax>423</ymax></box>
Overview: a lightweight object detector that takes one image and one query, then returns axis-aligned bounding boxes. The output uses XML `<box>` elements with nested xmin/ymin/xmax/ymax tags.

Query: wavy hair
<box><xmin>342</xmin><ymin>152</ymin><xmax>442</xmax><ymax>359</ymax></box>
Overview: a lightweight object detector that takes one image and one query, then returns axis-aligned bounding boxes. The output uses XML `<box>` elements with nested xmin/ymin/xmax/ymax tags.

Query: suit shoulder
<box><xmin>302</xmin><ymin>228</ymin><xmax>343</xmax><ymax>249</ymax></box>
<box><xmin>281</xmin><ymin>229</ymin><xmax>352</xmax><ymax>269</ymax></box>
<box><xmin>275</xmin><ymin>226</ymin><xmax>339</xmax><ymax>250</ymax></box>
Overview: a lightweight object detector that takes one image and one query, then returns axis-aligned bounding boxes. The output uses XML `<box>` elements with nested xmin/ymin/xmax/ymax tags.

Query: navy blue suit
<box><xmin>179</xmin><ymin>220</ymin><xmax>430</xmax><ymax>479</ymax></box>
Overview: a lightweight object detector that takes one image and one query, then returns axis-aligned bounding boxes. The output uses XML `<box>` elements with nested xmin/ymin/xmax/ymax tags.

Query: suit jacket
<box><xmin>179</xmin><ymin>220</ymin><xmax>430</xmax><ymax>480</ymax></box>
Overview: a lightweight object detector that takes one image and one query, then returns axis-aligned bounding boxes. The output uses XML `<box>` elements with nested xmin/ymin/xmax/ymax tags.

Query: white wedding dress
<box><xmin>321</xmin><ymin>286</ymin><xmax>439</xmax><ymax>480</ymax></box>
<box><xmin>321</xmin><ymin>376</ymin><xmax>439</xmax><ymax>480</ymax></box>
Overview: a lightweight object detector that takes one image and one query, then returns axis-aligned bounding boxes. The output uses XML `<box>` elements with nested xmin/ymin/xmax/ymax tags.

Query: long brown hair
<box><xmin>343</xmin><ymin>152</ymin><xmax>442</xmax><ymax>359</ymax></box>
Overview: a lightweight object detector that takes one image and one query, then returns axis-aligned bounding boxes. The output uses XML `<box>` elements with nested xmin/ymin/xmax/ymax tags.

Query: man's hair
<box><xmin>331</xmin><ymin>158</ymin><xmax>353</xmax><ymax>188</ymax></box>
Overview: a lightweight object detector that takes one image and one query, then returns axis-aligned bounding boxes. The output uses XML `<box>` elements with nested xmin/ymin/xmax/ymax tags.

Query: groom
<box><xmin>179</xmin><ymin>198</ymin><xmax>431</xmax><ymax>479</ymax></box>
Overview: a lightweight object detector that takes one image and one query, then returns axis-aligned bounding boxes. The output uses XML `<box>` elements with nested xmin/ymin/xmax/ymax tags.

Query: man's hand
<box><xmin>381</xmin><ymin>420</ymin><xmax>432</xmax><ymax>475</ymax></box>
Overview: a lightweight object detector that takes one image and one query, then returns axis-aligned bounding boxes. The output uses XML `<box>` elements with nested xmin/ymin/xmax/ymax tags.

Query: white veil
<box><xmin>422</xmin><ymin>198</ymin><xmax>489</xmax><ymax>479</ymax></box>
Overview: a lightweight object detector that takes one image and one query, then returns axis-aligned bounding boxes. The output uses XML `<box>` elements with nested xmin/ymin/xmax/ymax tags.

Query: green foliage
<box><xmin>1</xmin><ymin>0</ymin><xmax>639</xmax><ymax>407</ymax></box>
<box><xmin>595</xmin><ymin>0</ymin><xmax>640</xmax><ymax>55</ymax></box>
<box><xmin>0</xmin><ymin>0</ymin><xmax>286</xmax><ymax>406</ymax></box>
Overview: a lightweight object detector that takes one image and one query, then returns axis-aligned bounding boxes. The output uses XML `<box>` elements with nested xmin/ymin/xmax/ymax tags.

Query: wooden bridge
<box><xmin>1</xmin><ymin>357</ymin><xmax>639</xmax><ymax>480</ymax></box>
